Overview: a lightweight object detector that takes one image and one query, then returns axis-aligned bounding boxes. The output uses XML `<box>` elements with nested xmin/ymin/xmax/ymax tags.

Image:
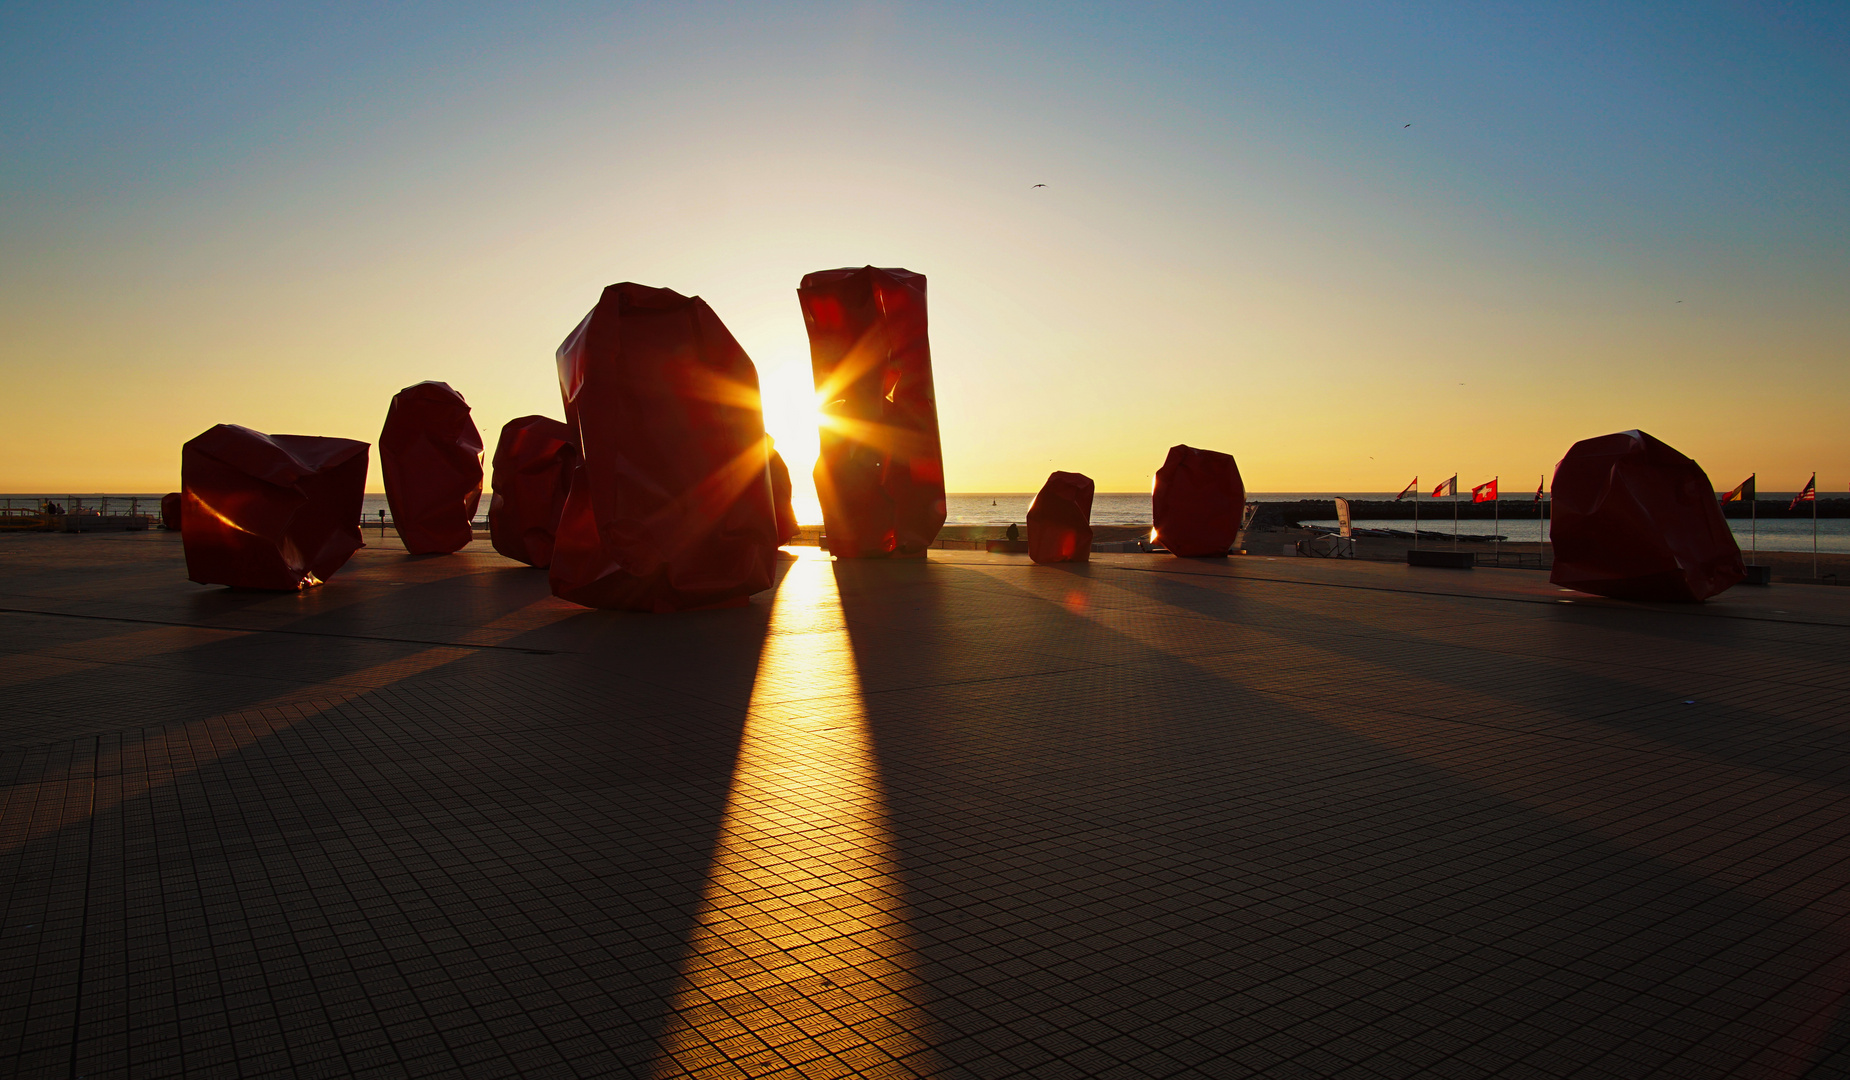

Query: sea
<box><xmin>11</xmin><ymin>491</ymin><xmax>1849</xmax><ymax>554</ymax></box>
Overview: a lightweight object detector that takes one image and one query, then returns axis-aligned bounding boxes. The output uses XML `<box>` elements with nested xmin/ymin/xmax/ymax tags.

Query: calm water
<box><xmin>11</xmin><ymin>492</ymin><xmax>1847</xmax><ymax>553</ymax></box>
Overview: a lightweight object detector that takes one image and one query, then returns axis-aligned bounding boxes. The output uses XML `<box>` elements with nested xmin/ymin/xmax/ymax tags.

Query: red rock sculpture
<box><xmin>488</xmin><ymin>415</ymin><xmax>578</xmax><ymax>568</ymax></box>
<box><xmin>549</xmin><ymin>282</ymin><xmax>780</xmax><ymax>611</ymax></box>
<box><xmin>160</xmin><ymin>492</ymin><xmax>182</xmax><ymax>531</ymax></box>
<box><xmin>798</xmin><ymin>266</ymin><xmax>945</xmax><ymax>558</ymax></box>
<box><xmin>180</xmin><ymin>425</ymin><xmax>368</xmax><ymax>590</ymax></box>
<box><xmin>380</xmin><ymin>381</ymin><xmax>483</xmax><ymax>555</ymax></box>
<box><xmin>1153</xmin><ymin>445</ymin><xmax>1245</xmax><ymax>557</ymax></box>
<box><xmin>1549</xmin><ymin>429</ymin><xmax>1745</xmax><ymax>602</ymax></box>
<box><xmin>1028</xmin><ymin>471</ymin><xmax>1095</xmax><ymax>564</ymax></box>
<box><xmin>767</xmin><ymin>443</ymin><xmax>800</xmax><ymax>544</ymax></box>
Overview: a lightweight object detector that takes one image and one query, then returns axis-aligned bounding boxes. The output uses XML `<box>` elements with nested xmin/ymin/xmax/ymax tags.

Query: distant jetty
<box><xmin>1257</xmin><ymin>497</ymin><xmax>1848</xmax><ymax>526</ymax></box>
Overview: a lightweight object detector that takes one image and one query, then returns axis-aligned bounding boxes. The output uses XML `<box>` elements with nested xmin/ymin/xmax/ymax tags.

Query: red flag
<box><xmin>1471</xmin><ymin>478</ymin><xmax>1497</xmax><ymax>503</ymax></box>
<box><xmin>1395</xmin><ymin>477</ymin><xmax>1418</xmax><ymax>501</ymax></box>
<box><xmin>1534</xmin><ymin>477</ymin><xmax>1544</xmax><ymax>503</ymax></box>
<box><xmin>1432</xmin><ymin>475</ymin><xmax>1456</xmax><ymax>498</ymax></box>
<box><xmin>1790</xmin><ymin>474</ymin><xmax>1815</xmax><ymax>511</ymax></box>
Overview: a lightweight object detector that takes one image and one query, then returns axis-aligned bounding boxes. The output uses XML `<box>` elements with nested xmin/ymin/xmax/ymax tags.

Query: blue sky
<box><xmin>3</xmin><ymin>1</ymin><xmax>1845</xmax><ymax>494</ymax></box>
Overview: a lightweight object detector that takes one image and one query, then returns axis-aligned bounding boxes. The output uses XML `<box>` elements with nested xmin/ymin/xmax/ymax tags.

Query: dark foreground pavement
<box><xmin>3</xmin><ymin>531</ymin><xmax>1848</xmax><ymax>1079</ymax></box>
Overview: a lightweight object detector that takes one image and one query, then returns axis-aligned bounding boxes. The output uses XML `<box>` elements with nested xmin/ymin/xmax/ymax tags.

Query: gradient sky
<box><xmin>3</xmin><ymin>1</ymin><xmax>1846</xmax><ymax>501</ymax></box>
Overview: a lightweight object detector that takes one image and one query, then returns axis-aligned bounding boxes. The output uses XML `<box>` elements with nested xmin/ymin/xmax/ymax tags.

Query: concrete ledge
<box><xmin>1407</xmin><ymin>548</ymin><xmax>1475</xmax><ymax>569</ymax></box>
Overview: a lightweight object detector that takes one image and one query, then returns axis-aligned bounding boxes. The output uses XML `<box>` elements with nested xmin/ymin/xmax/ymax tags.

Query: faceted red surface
<box><xmin>160</xmin><ymin>492</ymin><xmax>181</xmax><ymax>531</ymax></box>
<box><xmin>488</xmin><ymin>415</ymin><xmax>578</xmax><ymax>568</ymax></box>
<box><xmin>548</xmin><ymin>283</ymin><xmax>779</xmax><ymax>611</ymax></box>
<box><xmin>768</xmin><ymin>445</ymin><xmax>800</xmax><ymax>544</ymax></box>
<box><xmin>1028</xmin><ymin>471</ymin><xmax>1095</xmax><ymax>564</ymax></box>
<box><xmin>798</xmin><ymin>266</ymin><xmax>946</xmax><ymax>558</ymax></box>
<box><xmin>1549</xmin><ymin>429</ymin><xmax>1745</xmax><ymax>602</ymax></box>
<box><xmin>180</xmin><ymin>425</ymin><xmax>368</xmax><ymax>590</ymax></box>
<box><xmin>380</xmin><ymin>381</ymin><xmax>484</xmax><ymax>555</ymax></box>
<box><xmin>1153</xmin><ymin>445</ymin><xmax>1246</xmax><ymax>557</ymax></box>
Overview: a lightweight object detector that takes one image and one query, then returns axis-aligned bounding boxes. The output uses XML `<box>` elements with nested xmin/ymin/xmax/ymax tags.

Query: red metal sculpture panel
<box><xmin>488</xmin><ymin>415</ymin><xmax>578</xmax><ymax>568</ymax></box>
<box><xmin>1153</xmin><ymin>445</ymin><xmax>1246</xmax><ymax>557</ymax></box>
<box><xmin>160</xmin><ymin>492</ymin><xmax>182</xmax><ymax>531</ymax></box>
<box><xmin>548</xmin><ymin>282</ymin><xmax>780</xmax><ymax>611</ymax></box>
<box><xmin>380</xmin><ymin>381</ymin><xmax>484</xmax><ymax>555</ymax></box>
<box><xmin>798</xmin><ymin>266</ymin><xmax>946</xmax><ymax>558</ymax></box>
<box><xmin>767</xmin><ymin>443</ymin><xmax>800</xmax><ymax>545</ymax></box>
<box><xmin>1549</xmin><ymin>429</ymin><xmax>1744</xmax><ymax>602</ymax></box>
<box><xmin>1028</xmin><ymin>471</ymin><xmax>1095</xmax><ymax>564</ymax></box>
<box><xmin>180</xmin><ymin>425</ymin><xmax>368</xmax><ymax>590</ymax></box>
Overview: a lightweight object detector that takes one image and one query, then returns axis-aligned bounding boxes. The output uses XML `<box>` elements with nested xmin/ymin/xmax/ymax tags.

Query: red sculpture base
<box><xmin>181</xmin><ymin>425</ymin><xmax>368</xmax><ymax>590</ymax></box>
<box><xmin>1028</xmin><ymin>471</ymin><xmax>1094</xmax><ymax>563</ymax></box>
<box><xmin>1153</xmin><ymin>445</ymin><xmax>1246</xmax><ymax>557</ymax></box>
<box><xmin>1549</xmin><ymin>429</ymin><xmax>1744</xmax><ymax>602</ymax></box>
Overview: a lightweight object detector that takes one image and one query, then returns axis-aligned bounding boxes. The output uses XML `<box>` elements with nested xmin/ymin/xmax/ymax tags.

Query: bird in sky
<box><xmin>1403</xmin><ymin>123</ymin><xmax>1411</xmax><ymax>128</ymax></box>
<box><xmin>1030</xmin><ymin>183</ymin><xmax>1046</xmax><ymax>188</ymax></box>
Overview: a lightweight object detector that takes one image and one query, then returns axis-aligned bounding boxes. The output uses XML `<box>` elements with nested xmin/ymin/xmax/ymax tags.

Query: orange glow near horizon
<box><xmin>650</xmin><ymin>549</ymin><xmax>935</xmax><ymax>1074</ymax></box>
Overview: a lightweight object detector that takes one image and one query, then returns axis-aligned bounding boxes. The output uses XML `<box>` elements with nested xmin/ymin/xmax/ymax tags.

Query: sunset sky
<box><xmin>3</xmin><ymin>2</ymin><xmax>1846</xmax><ymax>500</ymax></box>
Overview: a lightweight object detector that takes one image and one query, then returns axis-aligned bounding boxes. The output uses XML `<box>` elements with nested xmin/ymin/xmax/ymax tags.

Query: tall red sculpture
<box><xmin>180</xmin><ymin>425</ymin><xmax>368</xmax><ymax>590</ymax></box>
<box><xmin>488</xmin><ymin>415</ymin><xmax>578</xmax><ymax>568</ymax></box>
<box><xmin>1028</xmin><ymin>471</ymin><xmax>1094</xmax><ymax>564</ymax></box>
<box><xmin>160</xmin><ymin>492</ymin><xmax>182</xmax><ymax>531</ymax></box>
<box><xmin>798</xmin><ymin>266</ymin><xmax>945</xmax><ymax>558</ymax></box>
<box><xmin>767</xmin><ymin>443</ymin><xmax>800</xmax><ymax>544</ymax></box>
<box><xmin>549</xmin><ymin>282</ymin><xmax>780</xmax><ymax>611</ymax></box>
<box><xmin>380</xmin><ymin>381</ymin><xmax>483</xmax><ymax>555</ymax></box>
<box><xmin>1549</xmin><ymin>429</ymin><xmax>1745</xmax><ymax>602</ymax></box>
<box><xmin>1153</xmin><ymin>445</ymin><xmax>1245</xmax><ymax>557</ymax></box>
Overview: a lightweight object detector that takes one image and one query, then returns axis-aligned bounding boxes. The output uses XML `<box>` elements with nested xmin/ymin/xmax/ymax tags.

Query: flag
<box><xmin>1433</xmin><ymin>475</ymin><xmax>1456</xmax><ymax>498</ymax></box>
<box><xmin>1790</xmin><ymin>474</ymin><xmax>1815</xmax><ymax>512</ymax></box>
<box><xmin>1534</xmin><ymin>478</ymin><xmax>1544</xmax><ymax>503</ymax></box>
<box><xmin>1721</xmin><ymin>475</ymin><xmax>1755</xmax><ymax>503</ymax></box>
<box><xmin>1395</xmin><ymin>477</ymin><xmax>1418</xmax><ymax>501</ymax></box>
<box><xmin>1471</xmin><ymin>478</ymin><xmax>1498</xmax><ymax>503</ymax></box>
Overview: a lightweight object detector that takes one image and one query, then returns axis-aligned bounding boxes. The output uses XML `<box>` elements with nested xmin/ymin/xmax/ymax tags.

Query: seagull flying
<box><xmin>1031</xmin><ymin>183</ymin><xmax>1047</xmax><ymax>188</ymax></box>
<box><xmin>1403</xmin><ymin>123</ymin><xmax>1411</xmax><ymax>128</ymax></box>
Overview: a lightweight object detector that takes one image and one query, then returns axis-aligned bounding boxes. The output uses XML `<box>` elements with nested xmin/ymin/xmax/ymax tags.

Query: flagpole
<box><xmin>1453</xmin><ymin>471</ymin><xmax>1459</xmax><ymax>544</ymax></box>
<box><xmin>1494</xmin><ymin>477</ymin><xmax>1500</xmax><ymax>563</ymax></box>
<box><xmin>1814</xmin><ymin>472</ymin><xmax>1819</xmax><ymax>580</ymax></box>
<box><xmin>1750</xmin><ymin>473</ymin><xmax>1756</xmax><ymax>562</ymax></box>
<box><xmin>1413</xmin><ymin>482</ymin><xmax>1419</xmax><ymax>550</ymax></box>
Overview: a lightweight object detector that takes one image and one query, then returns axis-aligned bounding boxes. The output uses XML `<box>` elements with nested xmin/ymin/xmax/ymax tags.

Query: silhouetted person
<box><xmin>1006</xmin><ymin>523</ymin><xmax>1019</xmax><ymax>542</ymax></box>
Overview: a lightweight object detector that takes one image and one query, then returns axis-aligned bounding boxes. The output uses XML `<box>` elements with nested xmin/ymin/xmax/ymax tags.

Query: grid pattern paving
<box><xmin>1</xmin><ymin>529</ymin><xmax>1848</xmax><ymax>1078</ymax></box>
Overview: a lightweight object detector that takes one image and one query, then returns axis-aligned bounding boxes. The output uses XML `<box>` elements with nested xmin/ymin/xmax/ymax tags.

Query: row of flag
<box><xmin>1396</xmin><ymin>472</ymin><xmax>1831</xmax><ymax>511</ymax></box>
<box><xmin>1394</xmin><ymin>476</ymin><xmax>1512</xmax><ymax>504</ymax></box>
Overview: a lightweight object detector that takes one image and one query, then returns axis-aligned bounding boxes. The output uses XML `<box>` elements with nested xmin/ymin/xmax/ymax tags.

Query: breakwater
<box><xmin>1259</xmin><ymin>498</ymin><xmax>1848</xmax><ymax>526</ymax></box>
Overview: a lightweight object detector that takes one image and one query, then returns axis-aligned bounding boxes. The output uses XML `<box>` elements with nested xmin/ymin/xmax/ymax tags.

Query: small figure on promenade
<box><xmin>1006</xmin><ymin>523</ymin><xmax>1019</xmax><ymax>542</ymax></box>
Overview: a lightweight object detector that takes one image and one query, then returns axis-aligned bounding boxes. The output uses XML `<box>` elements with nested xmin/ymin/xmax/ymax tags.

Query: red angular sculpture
<box><xmin>1153</xmin><ymin>445</ymin><xmax>1246</xmax><ymax>557</ymax></box>
<box><xmin>767</xmin><ymin>443</ymin><xmax>800</xmax><ymax>544</ymax></box>
<box><xmin>549</xmin><ymin>282</ymin><xmax>780</xmax><ymax>611</ymax></box>
<box><xmin>160</xmin><ymin>492</ymin><xmax>182</xmax><ymax>531</ymax></box>
<box><xmin>798</xmin><ymin>266</ymin><xmax>946</xmax><ymax>558</ymax></box>
<box><xmin>1028</xmin><ymin>471</ymin><xmax>1095</xmax><ymax>564</ymax></box>
<box><xmin>180</xmin><ymin>425</ymin><xmax>368</xmax><ymax>590</ymax></box>
<box><xmin>380</xmin><ymin>381</ymin><xmax>483</xmax><ymax>555</ymax></box>
<box><xmin>488</xmin><ymin>415</ymin><xmax>578</xmax><ymax>568</ymax></box>
<box><xmin>1549</xmin><ymin>429</ymin><xmax>1745</xmax><ymax>602</ymax></box>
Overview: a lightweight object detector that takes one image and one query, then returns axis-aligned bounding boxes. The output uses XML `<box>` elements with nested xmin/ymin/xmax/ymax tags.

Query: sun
<box><xmin>757</xmin><ymin>361</ymin><xmax>825</xmax><ymax>526</ymax></box>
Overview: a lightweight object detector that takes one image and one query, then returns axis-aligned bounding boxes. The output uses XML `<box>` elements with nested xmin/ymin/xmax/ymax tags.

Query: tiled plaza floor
<box><xmin>2</xmin><ymin>530</ymin><xmax>1848</xmax><ymax>1079</ymax></box>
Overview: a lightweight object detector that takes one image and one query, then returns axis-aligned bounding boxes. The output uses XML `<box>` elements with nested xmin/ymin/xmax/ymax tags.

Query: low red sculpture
<box><xmin>488</xmin><ymin>415</ymin><xmax>578</xmax><ymax>567</ymax></box>
<box><xmin>160</xmin><ymin>492</ymin><xmax>181</xmax><ymax>531</ymax></box>
<box><xmin>549</xmin><ymin>282</ymin><xmax>780</xmax><ymax>611</ymax></box>
<box><xmin>180</xmin><ymin>425</ymin><xmax>368</xmax><ymax>590</ymax></box>
<box><xmin>380</xmin><ymin>381</ymin><xmax>483</xmax><ymax>555</ymax></box>
<box><xmin>798</xmin><ymin>266</ymin><xmax>946</xmax><ymax>558</ymax></box>
<box><xmin>1549</xmin><ymin>429</ymin><xmax>1744</xmax><ymax>602</ymax></box>
<box><xmin>1028</xmin><ymin>471</ymin><xmax>1094</xmax><ymax>564</ymax></box>
<box><xmin>1153</xmin><ymin>445</ymin><xmax>1245</xmax><ymax>557</ymax></box>
<box><xmin>767</xmin><ymin>443</ymin><xmax>800</xmax><ymax>544</ymax></box>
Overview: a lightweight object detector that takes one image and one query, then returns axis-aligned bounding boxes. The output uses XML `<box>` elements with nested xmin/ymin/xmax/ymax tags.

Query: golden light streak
<box><xmin>651</xmin><ymin>549</ymin><xmax>936</xmax><ymax>1078</ymax></box>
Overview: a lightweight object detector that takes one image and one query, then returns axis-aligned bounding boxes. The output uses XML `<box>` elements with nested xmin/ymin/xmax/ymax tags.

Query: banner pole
<box><xmin>1750</xmin><ymin>473</ymin><xmax>1756</xmax><ymax>562</ymax></box>
<box><xmin>1494</xmin><ymin>478</ymin><xmax>1500</xmax><ymax>563</ymax></box>
<box><xmin>1814</xmin><ymin>475</ymin><xmax>1819</xmax><ymax>580</ymax></box>
<box><xmin>1413</xmin><ymin>480</ymin><xmax>1419</xmax><ymax>550</ymax></box>
<box><xmin>1453</xmin><ymin>472</ymin><xmax>1459</xmax><ymax>544</ymax></box>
